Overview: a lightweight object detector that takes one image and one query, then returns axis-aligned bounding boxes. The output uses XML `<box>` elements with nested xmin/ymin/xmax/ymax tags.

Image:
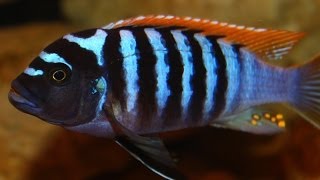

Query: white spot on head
<box><xmin>63</xmin><ymin>29</ymin><xmax>107</xmax><ymax>66</ymax></box>
<box><xmin>24</xmin><ymin>67</ymin><xmax>44</xmax><ymax>76</ymax></box>
<box><xmin>40</xmin><ymin>51</ymin><xmax>72</xmax><ymax>69</ymax></box>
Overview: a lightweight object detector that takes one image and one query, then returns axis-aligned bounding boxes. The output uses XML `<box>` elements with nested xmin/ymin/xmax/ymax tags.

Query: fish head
<box><xmin>8</xmin><ymin>30</ymin><xmax>115</xmax><ymax>137</ymax></box>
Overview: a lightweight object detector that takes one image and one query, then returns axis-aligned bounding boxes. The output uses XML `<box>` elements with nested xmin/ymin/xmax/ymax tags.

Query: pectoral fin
<box><xmin>211</xmin><ymin>106</ymin><xmax>288</xmax><ymax>134</ymax></box>
<box><xmin>104</xmin><ymin>99</ymin><xmax>185</xmax><ymax>180</ymax></box>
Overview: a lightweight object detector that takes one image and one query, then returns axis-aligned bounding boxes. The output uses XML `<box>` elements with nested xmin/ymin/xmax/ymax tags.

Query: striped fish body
<box><xmin>10</xmin><ymin>15</ymin><xmax>311</xmax><ymax>137</ymax></box>
<box><xmin>10</xmin><ymin>15</ymin><xmax>320</xmax><ymax>179</ymax></box>
<box><xmin>82</xmin><ymin>26</ymin><xmax>293</xmax><ymax>134</ymax></box>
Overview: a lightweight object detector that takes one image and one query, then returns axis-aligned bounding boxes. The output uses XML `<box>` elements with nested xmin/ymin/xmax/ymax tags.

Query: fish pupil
<box><xmin>52</xmin><ymin>69</ymin><xmax>66</xmax><ymax>82</ymax></box>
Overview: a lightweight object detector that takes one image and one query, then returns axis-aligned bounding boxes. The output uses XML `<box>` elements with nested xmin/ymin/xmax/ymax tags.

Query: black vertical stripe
<box><xmin>184</xmin><ymin>31</ymin><xmax>206</xmax><ymax>125</ymax></box>
<box><xmin>229</xmin><ymin>43</ymin><xmax>243</xmax><ymax>112</ymax></box>
<box><xmin>207</xmin><ymin>36</ymin><xmax>228</xmax><ymax>119</ymax></box>
<box><xmin>103</xmin><ymin>29</ymin><xmax>126</xmax><ymax>110</ymax></box>
<box><xmin>129</xmin><ymin>27</ymin><xmax>157</xmax><ymax>129</ymax></box>
<box><xmin>158</xmin><ymin>28</ymin><xmax>183</xmax><ymax>128</ymax></box>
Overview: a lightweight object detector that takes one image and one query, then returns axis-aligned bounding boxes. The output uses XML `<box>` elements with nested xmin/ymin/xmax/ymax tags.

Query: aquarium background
<box><xmin>1</xmin><ymin>0</ymin><xmax>320</xmax><ymax>179</ymax></box>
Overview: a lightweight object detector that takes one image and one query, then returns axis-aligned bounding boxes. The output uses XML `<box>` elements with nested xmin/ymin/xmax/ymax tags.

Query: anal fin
<box><xmin>211</xmin><ymin>106</ymin><xmax>288</xmax><ymax>134</ymax></box>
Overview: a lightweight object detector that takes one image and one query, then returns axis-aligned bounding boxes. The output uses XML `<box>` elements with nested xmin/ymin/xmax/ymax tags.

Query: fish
<box><xmin>8</xmin><ymin>15</ymin><xmax>320</xmax><ymax>179</ymax></box>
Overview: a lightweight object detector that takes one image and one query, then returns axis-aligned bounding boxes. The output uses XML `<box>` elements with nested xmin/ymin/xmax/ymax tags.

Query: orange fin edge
<box><xmin>103</xmin><ymin>15</ymin><xmax>304</xmax><ymax>60</ymax></box>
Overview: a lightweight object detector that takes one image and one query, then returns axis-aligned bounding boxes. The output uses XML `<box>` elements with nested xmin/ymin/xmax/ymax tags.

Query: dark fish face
<box><xmin>9</xmin><ymin>30</ymin><xmax>109</xmax><ymax>128</ymax></box>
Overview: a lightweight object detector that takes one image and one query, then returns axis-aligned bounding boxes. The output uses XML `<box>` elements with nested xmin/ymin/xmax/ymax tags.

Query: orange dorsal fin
<box><xmin>103</xmin><ymin>15</ymin><xmax>304</xmax><ymax>60</ymax></box>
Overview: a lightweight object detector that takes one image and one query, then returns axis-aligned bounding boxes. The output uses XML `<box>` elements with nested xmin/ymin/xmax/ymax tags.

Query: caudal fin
<box><xmin>290</xmin><ymin>55</ymin><xmax>320</xmax><ymax>128</ymax></box>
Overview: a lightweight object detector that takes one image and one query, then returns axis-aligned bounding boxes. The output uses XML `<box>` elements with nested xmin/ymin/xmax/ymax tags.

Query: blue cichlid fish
<box><xmin>8</xmin><ymin>15</ymin><xmax>320</xmax><ymax>179</ymax></box>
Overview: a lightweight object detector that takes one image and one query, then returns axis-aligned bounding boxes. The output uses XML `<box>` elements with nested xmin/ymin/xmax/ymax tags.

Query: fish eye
<box><xmin>48</xmin><ymin>66</ymin><xmax>71</xmax><ymax>85</ymax></box>
<box><xmin>52</xmin><ymin>69</ymin><xmax>66</xmax><ymax>82</ymax></box>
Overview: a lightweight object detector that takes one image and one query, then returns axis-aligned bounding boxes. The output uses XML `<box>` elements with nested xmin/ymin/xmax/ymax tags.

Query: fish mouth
<box><xmin>8</xmin><ymin>80</ymin><xmax>41</xmax><ymax>115</ymax></box>
<box><xmin>8</xmin><ymin>80</ymin><xmax>64</xmax><ymax>126</ymax></box>
<box><xmin>9</xmin><ymin>88</ymin><xmax>38</xmax><ymax>108</ymax></box>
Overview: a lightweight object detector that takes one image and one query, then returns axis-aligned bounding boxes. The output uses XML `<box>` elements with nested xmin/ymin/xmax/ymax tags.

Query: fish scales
<box><xmin>219</xmin><ymin>41</ymin><xmax>242</xmax><ymax>115</ymax></box>
<box><xmin>206</xmin><ymin>36</ymin><xmax>228</xmax><ymax>121</ymax></box>
<box><xmin>193</xmin><ymin>34</ymin><xmax>218</xmax><ymax>122</ymax></box>
<box><xmin>171</xmin><ymin>30</ymin><xmax>194</xmax><ymax>121</ymax></box>
<box><xmin>129</xmin><ymin>27</ymin><xmax>157</xmax><ymax>130</ymax></box>
<box><xmin>144</xmin><ymin>28</ymin><xmax>170</xmax><ymax>117</ymax></box>
<box><xmin>104</xmin><ymin>29</ymin><xmax>126</xmax><ymax>113</ymax></box>
<box><xmin>101</xmin><ymin>27</ymin><xmax>232</xmax><ymax>131</ymax></box>
<box><xmin>156</xmin><ymin>27</ymin><xmax>183</xmax><ymax>129</ymax></box>
<box><xmin>183</xmin><ymin>31</ymin><xmax>206</xmax><ymax>125</ymax></box>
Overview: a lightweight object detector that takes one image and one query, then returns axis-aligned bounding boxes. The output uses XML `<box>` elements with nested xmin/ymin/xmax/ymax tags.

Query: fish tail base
<box><xmin>290</xmin><ymin>54</ymin><xmax>320</xmax><ymax>129</ymax></box>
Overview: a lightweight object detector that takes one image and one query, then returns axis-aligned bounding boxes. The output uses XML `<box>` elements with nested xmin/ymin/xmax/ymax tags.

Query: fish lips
<box><xmin>8</xmin><ymin>80</ymin><xmax>41</xmax><ymax>114</ymax></box>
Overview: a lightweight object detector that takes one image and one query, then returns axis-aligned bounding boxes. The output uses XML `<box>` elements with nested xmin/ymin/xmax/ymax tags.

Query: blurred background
<box><xmin>1</xmin><ymin>0</ymin><xmax>320</xmax><ymax>179</ymax></box>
